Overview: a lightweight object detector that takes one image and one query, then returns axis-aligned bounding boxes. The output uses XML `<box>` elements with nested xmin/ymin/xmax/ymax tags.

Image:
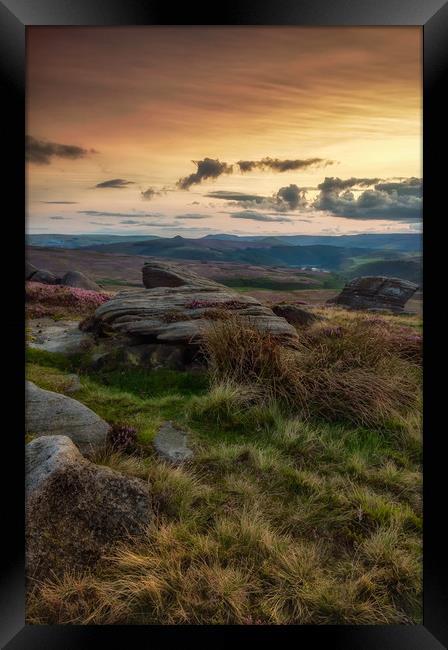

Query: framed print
<box><xmin>1</xmin><ymin>0</ymin><xmax>447</xmax><ymax>647</ymax></box>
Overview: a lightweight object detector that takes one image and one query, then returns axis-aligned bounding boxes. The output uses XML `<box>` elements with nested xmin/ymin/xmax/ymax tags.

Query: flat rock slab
<box><xmin>26</xmin><ymin>381</ymin><xmax>109</xmax><ymax>454</ymax></box>
<box><xmin>90</xmin><ymin>261</ymin><xmax>298</xmax><ymax>345</ymax></box>
<box><xmin>329</xmin><ymin>276</ymin><xmax>419</xmax><ymax>313</ymax></box>
<box><xmin>28</xmin><ymin>318</ymin><xmax>94</xmax><ymax>355</ymax></box>
<box><xmin>26</xmin><ymin>435</ymin><xmax>153</xmax><ymax>580</ymax></box>
<box><xmin>153</xmin><ymin>421</ymin><xmax>193</xmax><ymax>464</ymax></box>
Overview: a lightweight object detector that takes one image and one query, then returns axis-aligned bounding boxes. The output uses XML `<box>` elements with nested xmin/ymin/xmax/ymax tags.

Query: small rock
<box><xmin>25</xmin><ymin>381</ymin><xmax>109</xmax><ymax>454</ymax></box>
<box><xmin>61</xmin><ymin>270</ymin><xmax>101</xmax><ymax>292</ymax></box>
<box><xmin>25</xmin><ymin>261</ymin><xmax>38</xmax><ymax>280</ymax></box>
<box><xmin>272</xmin><ymin>304</ymin><xmax>319</xmax><ymax>326</ymax></box>
<box><xmin>64</xmin><ymin>373</ymin><xmax>82</xmax><ymax>393</ymax></box>
<box><xmin>26</xmin><ymin>435</ymin><xmax>153</xmax><ymax>580</ymax></box>
<box><xmin>31</xmin><ymin>269</ymin><xmax>60</xmax><ymax>285</ymax></box>
<box><xmin>153</xmin><ymin>421</ymin><xmax>193</xmax><ymax>464</ymax></box>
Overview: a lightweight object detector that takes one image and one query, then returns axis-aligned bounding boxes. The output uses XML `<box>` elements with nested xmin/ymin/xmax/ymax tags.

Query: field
<box><xmin>26</xmin><ymin>297</ymin><xmax>422</xmax><ymax>625</ymax></box>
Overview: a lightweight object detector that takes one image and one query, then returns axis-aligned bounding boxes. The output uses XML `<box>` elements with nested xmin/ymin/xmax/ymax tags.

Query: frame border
<box><xmin>2</xmin><ymin>1</ymin><xmax>447</xmax><ymax>647</ymax></box>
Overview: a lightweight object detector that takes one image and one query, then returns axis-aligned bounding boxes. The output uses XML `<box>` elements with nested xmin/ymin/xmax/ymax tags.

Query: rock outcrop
<box><xmin>272</xmin><ymin>304</ymin><xmax>320</xmax><ymax>326</ymax></box>
<box><xmin>25</xmin><ymin>381</ymin><xmax>109</xmax><ymax>453</ymax></box>
<box><xmin>31</xmin><ymin>269</ymin><xmax>59</xmax><ymax>285</ymax></box>
<box><xmin>328</xmin><ymin>276</ymin><xmax>419</xmax><ymax>313</ymax></box>
<box><xmin>25</xmin><ymin>261</ymin><xmax>38</xmax><ymax>280</ymax></box>
<box><xmin>153</xmin><ymin>421</ymin><xmax>193</xmax><ymax>464</ymax></box>
<box><xmin>26</xmin><ymin>435</ymin><xmax>153</xmax><ymax>580</ymax></box>
<box><xmin>60</xmin><ymin>270</ymin><xmax>101</xmax><ymax>292</ymax></box>
<box><xmin>89</xmin><ymin>261</ymin><xmax>298</xmax><ymax>346</ymax></box>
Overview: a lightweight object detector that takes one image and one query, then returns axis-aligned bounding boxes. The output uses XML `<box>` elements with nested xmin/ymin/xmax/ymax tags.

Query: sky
<box><xmin>26</xmin><ymin>26</ymin><xmax>422</xmax><ymax>238</ymax></box>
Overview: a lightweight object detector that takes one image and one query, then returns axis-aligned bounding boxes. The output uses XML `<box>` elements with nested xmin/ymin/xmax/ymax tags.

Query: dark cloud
<box><xmin>177</xmin><ymin>158</ymin><xmax>233</xmax><ymax>189</ymax></box>
<box><xmin>230</xmin><ymin>210</ymin><xmax>293</xmax><ymax>223</ymax></box>
<box><xmin>175</xmin><ymin>213</ymin><xmax>210</xmax><ymax>220</ymax></box>
<box><xmin>40</xmin><ymin>201</ymin><xmax>79</xmax><ymax>204</ymax></box>
<box><xmin>79</xmin><ymin>210</ymin><xmax>162</xmax><ymax>218</ymax></box>
<box><xmin>205</xmin><ymin>190</ymin><xmax>268</xmax><ymax>203</ymax></box>
<box><xmin>237</xmin><ymin>157</ymin><xmax>333</xmax><ymax>173</ymax></box>
<box><xmin>317</xmin><ymin>177</ymin><xmax>381</xmax><ymax>192</ymax></box>
<box><xmin>313</xmin><ymin>177</ymin><xmax>422</xmax><ymax>221</ymax></box>
<box><xmin>141</xmin><ymin>187</ymin><xmax>159</xmax><ymax>200</ymax></box>
<box><xmin>95</xmin><ymin>179</ymin><xmax>135</xmax><ymax>189</ymax></box>
<box><xmin>26</xmin><ymin>135</ymin><xmax>97</xmax><ymax>165</ymax></box>
<box><xmin>49</xmin><ymin>216</ymin><xmax>67</xmax><ymax>220</ymax></box>
<box><xmin>276</xmin><ymin>184</ymin><xmax>306</xmax><ymax>210</ymax></box>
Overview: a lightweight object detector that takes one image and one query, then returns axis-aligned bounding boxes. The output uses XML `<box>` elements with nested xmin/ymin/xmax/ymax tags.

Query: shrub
<box><xmin>107</xmin><ymin>423</ymin><xmax>138</xmax><ymax>452</ymax></box>
<box><xmin>26</xmin><ymin>281</ymin><xmax>110</xmax><ymax>319</ymax></box>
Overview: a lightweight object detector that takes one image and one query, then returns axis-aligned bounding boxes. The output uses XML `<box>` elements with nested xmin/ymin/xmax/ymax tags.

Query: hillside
<box><xmin>347</xmin><ymin>259</ymin><xmax>422</xmax><ymax>285</ymax></box>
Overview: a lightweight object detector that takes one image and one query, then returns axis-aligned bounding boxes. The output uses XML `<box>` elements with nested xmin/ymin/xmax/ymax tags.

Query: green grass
<box><xmin>26</xmin><ymin>308</ymin><xmax>422</xmax><ymax>626</ymax></box>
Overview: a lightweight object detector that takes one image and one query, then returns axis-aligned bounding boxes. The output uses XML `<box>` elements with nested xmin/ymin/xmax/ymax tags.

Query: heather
<box><xmin>26</xmin><ymin>281</ymin><xmax>110</xmax><ymax>319</ymax></box>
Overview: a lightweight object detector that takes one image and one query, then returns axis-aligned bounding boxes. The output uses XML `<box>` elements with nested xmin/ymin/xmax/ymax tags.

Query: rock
<box><xmin>31</xmin><ymin>269</ymin><xmax>60</xmax><ymax>285</ymax></box>
<box><xmin>26</xmin><ymin>435</ymin><xmax>153</xmax><ymax>580</ymax></box>
<box><xmin>27</xmin><ymin>318</ymin><xmax>95</xmax><ymax>355</ymax></box>
<box><xmin>272</xmin><ymin>304</ymin><xmax>319</xmax><ymax>326</ymax></box>
<box><xmin>329</xmin><ymin>276</ymin><xmax>419</xmax><ymax>313</ymax></box>
<box><xmin>153</xmin><ymin>421</ymin><xmax>193</xmax><ymax>464</ymax></box>
<box><xmin>142</xmin><ymin>260</ymin><xmax>218</xmax><ymax>289</ymax></box>
<box><xmin>91</xmin><ymin>342</ymin><xmax>189</xmax><ymax>372</ymax></box>
<box><xmin>25</xmin><ymin>261</ymin><xmax>38</xmax><ymax>280</ymax></box>
<box><xmin>25</xmin><ymin>381</ymin><xmax>109</xmax><ymax>454</ymax></box>
<box><xmin>63</xmin><ymin>373</ymin><xmax>82</xmax><ymax>393</ymax></box>
<box><xmin>90</xmin><ymin>261</ymin><xmax>298</xmax><ymax>345</ymax></box>
<box><xmin>61</xmin><ymin>270</ymin><xmax>101</xmax><ymax>292</ymax></box>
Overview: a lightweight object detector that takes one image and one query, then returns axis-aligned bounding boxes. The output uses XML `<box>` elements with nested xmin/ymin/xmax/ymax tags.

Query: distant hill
<box><xmin>27</xmin><ymin>234</ymin><xmax>160</xmax><ymax>248</ymax></box>
<box><xmin>347</xmin><ymin>259</ymin><xmax>422</xmax><ymax>285</ymax></box>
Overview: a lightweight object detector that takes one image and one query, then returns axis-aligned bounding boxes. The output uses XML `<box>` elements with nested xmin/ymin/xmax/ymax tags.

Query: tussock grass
<box><xmin>26</xmin><ymin>308</ymin><xmax>422</xmax><ymax>625</ymax></box>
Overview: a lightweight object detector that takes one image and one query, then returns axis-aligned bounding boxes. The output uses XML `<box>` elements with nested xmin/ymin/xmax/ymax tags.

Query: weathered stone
<box><xmin>90</xmin><ymin>261</ymin><xmax>298</xmax><ymax>345</ymax></box>
<box><xmin>64</xmin><ymin>373</ymin><xmax>82</xmax><ymax>393</ymax></box>
<box><xmin>329</xmin><ymin>276</ymin><xmax>418</xmax><ymax>313</ymax></box>
<box><xmin>28</xmin><ymin>318</ymin><xmax>95</xmax><ymax>355</ymax></box>
<box><xmin>31</xmin><ymin>269</ymin><xmax>60</xmax><ymax>285</ymax></box>
<box><xmin>153</xmin><ymin>421</ymin><xmax>193</xmax><ymax>464</ymax></box>
<box><xmin>25</xmin><ymin>261</ymin><xmax>38</xmax><ymax>280</ymax></box>
<box><xmin>26</xmin><ymin>381</ymin><xmax>109</xmax><ymax>454</ymax></box>
<box><xmin>142</xmin><ymin>260</ymin><xmax>218</xmax><ymax>289</ymax></box>
<box><xmin>61</xmin><ymin>270</ymin><xmax>101</xmax><ymax>292</ymax></box>
<box><xmin>272</xmin><ymin>304</ymin><xmax>319</xmax><ymax>326</ymax></box>
<box><xmin>26</xmin><ymin>435</ymin><xmax>153</xmax><ymax>580</ymax></box>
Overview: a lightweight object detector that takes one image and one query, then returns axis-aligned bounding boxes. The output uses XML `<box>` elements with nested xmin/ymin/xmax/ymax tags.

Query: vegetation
<box><xmin>26</xmin><ymin>306</ymin><xmax>422</xmax><ymax>625</ymax></box>
<box><xmin>26</xmin><ymin>281</ymin><xmax>110</xmax><ymax>320</ymax></box>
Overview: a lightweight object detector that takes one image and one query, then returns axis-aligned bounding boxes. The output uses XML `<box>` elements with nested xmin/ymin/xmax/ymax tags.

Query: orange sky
<box><xmin>26</xmin><ymin>26</ymin><xmax>422</xmax><ymax>237</ymax></box>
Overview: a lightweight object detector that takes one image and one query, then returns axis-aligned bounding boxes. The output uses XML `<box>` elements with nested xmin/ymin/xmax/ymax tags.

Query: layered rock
<box><xmin>26</xmin><ymin>435</ymin><xmax>153</xmax><ymax>580</ymax></box>
<box><xmin>329</xmin><ymin>276</ymin><xmax>419</xmax><ymax>313</ymax></box>
<box><xmin>272</xmin><ymin>304</ymin><xmax>320</xmax><ymax>326</ymax></box>
<box><xmin>26</xmin><ymin>381</ymin><xmax>109</xmax><ymax>454</ymax></box>
<box><xmin>89</xmin><ymin>261</ymin><xmax>298</xmax><ymax>345</ymax></box>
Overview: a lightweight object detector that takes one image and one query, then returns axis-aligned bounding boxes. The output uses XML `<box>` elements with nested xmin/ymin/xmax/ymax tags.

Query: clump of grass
<box><xmin>201</xmin><ymin>315</ymin><xmax>420</xmax><ymax>429</ymax></box>
<box><xmin>107</xmin><ymin>423</ymin><xmax>138</xmax><ymax>452</ymax></box>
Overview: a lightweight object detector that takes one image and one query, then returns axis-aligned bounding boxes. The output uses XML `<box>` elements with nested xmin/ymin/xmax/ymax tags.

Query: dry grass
<box><xmin>200</xmin><ymin>314</ymin><xmax>421</xmax><ymax>429</ymax></box>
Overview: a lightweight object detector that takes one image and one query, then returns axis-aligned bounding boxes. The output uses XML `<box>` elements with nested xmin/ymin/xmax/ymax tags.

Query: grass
<box><xmin>25</xmin><ymin>307</ymin><xmax>422</xmax><ymax>625</ymax></box>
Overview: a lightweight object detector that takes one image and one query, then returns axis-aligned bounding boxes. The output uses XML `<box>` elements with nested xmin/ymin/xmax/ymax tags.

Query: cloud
<box><xmin>229</xmin><ymin>210</ymin><xmax>293</xmax><ymax>223</ymax></box>
<box><xmin>205</xmin><ymin>190</ymin><xmax>268</xmax><ymax>204</ymax></box>
<box><xmin>26</xmin><ymin>135</ymin><xmax>97</xmax><ymax>165</ymax></box>
<box><xmin>175</xmin><ymin>213</ymin><xmax>210</xmax><ymax>220</ymax></box>
<box><xmin>313</xmin><ymin>177</ymin><xmax>422</xmax><ymax>220</ymax></box>
<box><xmin>141</xmin><ymin>187</ymin><xmax>159</xmax><ymax>200</ymax></box>
<box><xmin>40</xmin><ymin>201</ymin><xmax>79</xmax><ymax>204</ymax></box>
<box><xmin>49</xmin><ymin>216</ymin><xmax>67</xmax><ymax>220</ymax></box>
<box><xmin>78</xmin><ymin>210</ymin><xmax>162</xmax><ymax>218</ymax></box>
<box><xmin>276</xmin><ymin>184</ymin><xmax>306</xmax><ymax>210</ymax></box>
<box><xmin>236</xmin><ymin>157</ymin><xmax>333</xmax><ymax>173</ymax></box>
<box><xmin>94</xmin><ymin>179</ymin><xmax>135</xmax><ymax>189</ymax></box>
<box><xmin>317</xmin><ymin>177</ymin><xmax>382</xmax><ymax>192</ymax></box>
<box><xmin>177</xmin><ymin>158</ymin><xmax>233</xmax><ymax>189</ymax></box>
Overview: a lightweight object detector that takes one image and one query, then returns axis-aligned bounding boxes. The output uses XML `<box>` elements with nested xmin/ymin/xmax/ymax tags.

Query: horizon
<box><xmin>27</xmin><ymin>26</ymin><xmax>422</xmax><ymax>238</ymax></box>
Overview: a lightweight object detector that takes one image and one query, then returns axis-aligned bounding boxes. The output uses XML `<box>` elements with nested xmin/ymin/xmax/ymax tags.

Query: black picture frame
<box><xmin>2</xmin><ymin>1</ymin><xmax>446</xmax><ymax>647</ymax></box>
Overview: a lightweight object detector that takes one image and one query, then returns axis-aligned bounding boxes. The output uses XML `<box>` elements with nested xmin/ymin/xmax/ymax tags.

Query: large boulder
<box><xmin>89</xmin><ymin>261</ymin><xmax>298</xmax><ymax>345</ymax></box>
<box><xmin>26</xmin><ymin>435</ymin><xmax>153</xmax><ymax>580</ymax></box>
<box><xmin>25</xmin><ymin>381</ymin><xmax>109</xmax><ymax>454</ymax></box>
<box><xmin>329</xmin><ymin>276</ymin><xmax>419</xmax><ymax>313</ymax></box>
<box><xmin>272</xmin><ymin>304</ymin><xmax>319</xmax><ymax>326</ymax></box>
<box><xmin>31</xmin><ymin>269</ymin><xmax>60</xmax><ymax>285</ymax></box>
<box><xmin>60</xmin><ymin>270</ymin><xmax>101</xmax><ymax>292</ymax></box>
